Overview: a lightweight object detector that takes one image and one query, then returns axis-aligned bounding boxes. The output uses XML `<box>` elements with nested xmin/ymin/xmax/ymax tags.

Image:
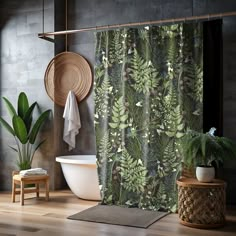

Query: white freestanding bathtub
<box><xmin>56</xmin><ymin>155</ymin><xmax>101</xmax><ymax>201</ymax></box>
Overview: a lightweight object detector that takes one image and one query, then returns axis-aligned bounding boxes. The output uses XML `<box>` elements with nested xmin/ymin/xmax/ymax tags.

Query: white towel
<box><xmin>19</xmin><ymin>168</ymin><xmax>47</xmax><ymax>176</ymax></box>
<box><xmin>63</xmin><ymin>91</ymin><xmax>81</xmax><ymax>151</ymax></box>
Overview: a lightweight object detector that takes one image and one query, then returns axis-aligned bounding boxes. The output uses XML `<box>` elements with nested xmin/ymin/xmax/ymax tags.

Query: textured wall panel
<box><xmin>0</xmin><ymin>0</ymin><xmax>54</xmax><ymax>190</ymax></box>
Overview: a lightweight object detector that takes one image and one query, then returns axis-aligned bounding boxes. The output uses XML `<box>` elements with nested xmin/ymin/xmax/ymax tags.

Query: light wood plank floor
<box><xmin>0</xmin><ymin>190</ymin><xmax>235</xmax><ymax>236</ymax></box>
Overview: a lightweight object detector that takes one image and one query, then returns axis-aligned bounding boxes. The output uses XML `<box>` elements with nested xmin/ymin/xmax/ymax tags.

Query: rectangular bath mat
<box><xmin>68</xmin><ymin>205</ymin><xmax>169</xmax><ymax>228</ymax></box>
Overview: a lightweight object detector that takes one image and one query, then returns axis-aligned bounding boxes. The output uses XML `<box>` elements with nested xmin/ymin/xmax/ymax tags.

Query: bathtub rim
<box><xmin>56</xmin><ymin>155</ymin><xmax>97</xmax><ymax>165</ymax></box>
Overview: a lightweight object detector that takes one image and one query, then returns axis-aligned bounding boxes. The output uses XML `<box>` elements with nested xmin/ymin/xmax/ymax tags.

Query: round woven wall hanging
<box><xmin>44</xmin><ymin>51</ymin><xmax>93</xmax><ymax>106</ymax></box>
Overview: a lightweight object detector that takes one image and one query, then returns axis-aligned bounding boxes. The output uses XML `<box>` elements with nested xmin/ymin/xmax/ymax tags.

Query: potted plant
<box><xmin>0</xmin><ymin>92</ymin><xmax>51</xmax><ymax>170</ymax></box>
<box><xmin>181</xmin><ymin>128</ymin><xmax>236</xmax><ymax>182</ymax></box>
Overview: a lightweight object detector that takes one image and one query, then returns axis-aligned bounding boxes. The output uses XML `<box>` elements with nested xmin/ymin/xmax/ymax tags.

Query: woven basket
<box><xmin>44</xmin><ymin>52</ymin><xmax>93</xmax><ymax>106</ymax></box>
<box><xmin>177</xmin><ymin>178</ymin><xmax>226</xmax><ymax>228</ymax></box>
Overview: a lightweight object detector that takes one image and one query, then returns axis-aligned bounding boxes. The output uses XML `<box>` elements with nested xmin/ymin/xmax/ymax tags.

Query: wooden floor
<box><xmin>0</xmin><ymin>190</ymin><xmax>235</xmax><ymax>236</ymax></box>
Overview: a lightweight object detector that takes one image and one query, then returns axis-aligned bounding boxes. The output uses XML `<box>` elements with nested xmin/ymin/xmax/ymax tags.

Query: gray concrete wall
<box><xmin>0</xmin><ymin>0</ymin><xmax>55</xmax><ymax>190</ymax></box>
<box><xmin>1</xmin><ymin>0</ymin><xmax>236</xmax><ymax>205</ymax></box>
<box><xmin>222</xmin><ymin>16</ymin><xmax>236</xmax><ymax>205</ymax></box>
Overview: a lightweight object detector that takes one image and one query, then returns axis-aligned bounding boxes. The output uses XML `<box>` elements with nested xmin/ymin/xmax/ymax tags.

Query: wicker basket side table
<box><xmin>176</xmin><ymin>177</ymin><xmax>226</xmax><ymax>229</ymax></box>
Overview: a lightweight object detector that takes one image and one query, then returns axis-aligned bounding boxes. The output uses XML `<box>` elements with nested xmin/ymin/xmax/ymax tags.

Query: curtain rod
<box><xmin>38</xmin><ymin>11</ymin><xmax>236</xmax><ymax>38</ymax></box>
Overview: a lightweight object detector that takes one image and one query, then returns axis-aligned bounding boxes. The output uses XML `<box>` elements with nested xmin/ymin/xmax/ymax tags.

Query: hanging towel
<box><xmin>63</xmin><ymin>90</ymin><xmax>81</xmax><ymax>150</ymax></box>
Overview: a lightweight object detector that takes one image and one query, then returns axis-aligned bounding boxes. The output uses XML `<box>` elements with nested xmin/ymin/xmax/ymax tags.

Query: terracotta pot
<box><xmin>196</xmin><ymin>166</ymin><xmax>215</xmax><ymax>182</ymax></box>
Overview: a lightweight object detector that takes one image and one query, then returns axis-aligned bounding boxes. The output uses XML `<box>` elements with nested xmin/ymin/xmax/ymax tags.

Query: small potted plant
<box><xmin>181</xmin><ymin>128</ymin><xmax>236</xmax><ymax>182</ymax></box>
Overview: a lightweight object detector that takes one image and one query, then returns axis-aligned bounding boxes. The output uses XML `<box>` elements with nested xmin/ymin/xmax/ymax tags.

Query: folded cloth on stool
<box><xmin>19</xmin><ymin>168</ymin><xmax>47</xmax><ymax>176</ymax></box>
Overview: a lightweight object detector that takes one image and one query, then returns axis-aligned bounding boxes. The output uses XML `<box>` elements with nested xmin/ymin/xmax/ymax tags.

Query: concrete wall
<box><xmin>1</xmin><ymin>0</ymin><xmax>236</xmax><ymax>204</ymax></box>
<box><xmin>0</xmin><ymin>0</ymin><xmax>55</xmax><ymax>190</ymax></box>
<box><xmin>222</xmin><ymin>16</ymin><xmax>236</xmax><ymax>205</ymax></box>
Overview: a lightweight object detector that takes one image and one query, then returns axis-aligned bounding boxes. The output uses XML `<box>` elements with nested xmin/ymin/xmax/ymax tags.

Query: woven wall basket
<box><xmin>44</xmin><ymin>51</ymin><xmax>93</xmax><ymax>106</ymax></box>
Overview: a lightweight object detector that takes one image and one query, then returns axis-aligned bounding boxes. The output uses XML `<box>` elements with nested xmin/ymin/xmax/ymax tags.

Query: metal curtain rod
<box><xmin>38</xmin><ymin>11</ymin><xmax>236</xmax><ymax>38</ymax></box>
<box><xmin>65</xmin><ymin>0</ymin><xmax>68</xmax><ymax>51</ymax></box>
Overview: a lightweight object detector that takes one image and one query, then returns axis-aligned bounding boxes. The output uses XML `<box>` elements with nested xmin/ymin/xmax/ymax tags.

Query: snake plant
<box><xmin>0</xmin><ymin>92</ymin><xmax>51</xmax><ymax>170</ymax></box>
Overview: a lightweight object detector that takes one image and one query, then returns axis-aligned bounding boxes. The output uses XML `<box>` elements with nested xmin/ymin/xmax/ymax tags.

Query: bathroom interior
<box><xmin>0</xmin><ymin>0</ymin><xmax>236</xmax><ymax>235</ymax></box>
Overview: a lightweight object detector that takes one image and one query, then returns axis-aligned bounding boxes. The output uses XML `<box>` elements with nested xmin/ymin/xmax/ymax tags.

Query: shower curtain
<box><xmin>94</xmin><ymin>23</ymin><xmax>203</xmax><ymax>212</ymax></box>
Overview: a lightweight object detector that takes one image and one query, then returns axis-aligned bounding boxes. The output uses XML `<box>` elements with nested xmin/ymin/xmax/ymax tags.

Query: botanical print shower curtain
<box><xmin>94</xmin><ymin>23</ymin><xmax>203</xmax><ymax>212</ymax></box>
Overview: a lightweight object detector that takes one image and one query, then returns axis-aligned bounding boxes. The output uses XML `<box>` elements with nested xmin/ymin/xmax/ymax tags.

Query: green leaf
<box><xmin>112</xmin><ymin>116</ymin><xmax>120</xmax><ymax>123</ymax></box>
<box><xmin>30</xmin><ymin>139</ymin><xmax>46</xmax><ymax>164</ymax></box>
<box><xmin>166</xmin><ymin>131</ymin><xmax>175</xmax><ymax>137</ymax></box>
<box><xmin>18</xmin><ymin>92</ymin><xmax>29</xmax><ymax>119</ymax></box>
<box><xmin>120</xmin><ymin>114</ymin><xmax>128</xmax><ymax>122</ymax></box>
<box><xmin>113</xmin><ymin>106</ymin><xmax>119</xmax><ymax>113</ymax></box>
<box><xmin>177</xmin><ymin>123</ymin><xmax>184</xmax><ymax>130</ymax></box>
<box><xmin>2</xmin><ymin>97</ymin><xmax>17</xmax><ymax>118</ymax></box>
<box><xmin>29</xmin><ymin>110</ymin><xmax>51</xmax><ymax>144</ymax></box>
<box><xmin>119</xmin><ymin>123</ymin><xmax>128</xmax><ymax>129</ymax></box>
<box><xmin>12</xmin><ymin>115</ymin><xmax>28</xmax><ymax>144</ymax></box>
<box><xmin>8</xmin><ymin>145</ymin><xmax>18</xmax><ymax>152</ymax></box>
<box><xmin>0</xmin><ymin>117</ymin><xmax>15</xmax><ymax>136</ymax></box>
<box><xmin>176</xmin><ymin>132</ymin><xmax>184</xmax><ymax>138</ymax></box>
<box><xmin>201</xmin><ymin>134</ymin><xmax>207</xmax><ymax>158</ymax></box>
<box><xmin>109</xmin><ymin>122</ymin><xmax>118</xmax><ymax>128</ymax></box>
<box><xmin>23</xmin><ymin>102</ymin><xmax>37</xmax><ymax>133</ymax></box>
<box><xmin>112</xmin><ymin>110</ymin><xmax>119</xmax><ymax>118</ymax></box>
<box><xmin>120</xmin><ymin>109</ymin><xmax>125</xmax><ymax>116</ymax></box>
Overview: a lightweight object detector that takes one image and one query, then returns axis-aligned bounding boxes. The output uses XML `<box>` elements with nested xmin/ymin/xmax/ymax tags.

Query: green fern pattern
<box><xmin>97</xmin><ymin>132</ymin><xmax>115</xmax><ymax>201</ymax></box>
<box><xmin>98</xmin><ymin>132</ymin><xmax>114</xmax><ymax>165</ymax></box>
<box><xmin>95</xmin><ymin>23</ymin><xmax>203</xmax><ymax>212</ymax></box>
<box><xmin>120</xmin><ymin>149</ymin><xmax>147</xmax><ymax>193</ymax></box>
<box><xmin>94</xmin><ymin>73</ymin><xmax>112</xmax><ymax>118</ymax></box>
<box><xmin>109</xmin><ymin>30</ymin><xmax>125</xmax><ymax>64</ymax></box>
<box><xmin>129</xmin><ymin>49</ymin><xmax>159</xmax><ymax>94</ymax></box>
<box><xmin>109</xmin><ymin>96</ymin><xmax>129</xmax><ymax>130</ymax></box>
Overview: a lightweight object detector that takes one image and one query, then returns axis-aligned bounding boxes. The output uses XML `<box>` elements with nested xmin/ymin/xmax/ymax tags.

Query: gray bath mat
<box><xmin>68</xmin><ymin>205</ymin><xmax>169</xmax><ymax>228</ymax></box>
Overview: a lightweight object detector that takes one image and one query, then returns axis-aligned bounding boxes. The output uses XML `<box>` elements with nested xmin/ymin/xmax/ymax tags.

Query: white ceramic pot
<box><xmin>196</xmin><ymin>166</ymin><xmax>215</xmax><ymax>182</ymax></box>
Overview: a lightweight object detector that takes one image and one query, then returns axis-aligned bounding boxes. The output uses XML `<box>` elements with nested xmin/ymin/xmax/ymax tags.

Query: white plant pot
<box><xmin>196</xmin><ymin>166</ymin><xmax>215</xmax><ymax>182</ymax></box>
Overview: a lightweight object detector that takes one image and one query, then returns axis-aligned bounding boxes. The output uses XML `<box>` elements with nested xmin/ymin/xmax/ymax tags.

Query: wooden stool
<box><xmin>12</xmin><ymin>171</ymin><xmax>50</xmax><ymax>205</ymax></box>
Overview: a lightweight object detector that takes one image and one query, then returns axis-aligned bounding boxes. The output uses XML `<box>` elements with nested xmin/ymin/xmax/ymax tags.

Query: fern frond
<box><xmin>98</xmin><ymin>132</ymin><xmax>114</xmax><ymax>166</ymax></box>
<box><xmin>129</xmin><ymin>49</ymin><xmax>159</xmax><ymax>94</ymax></box>
<box><xmin>119</xmin><ymin>149</ymin><xmax>147</xmax><ymax>193</ymax></box>
<box><xmin>95</xmin><ymin>74</ymin><xmax>112</xmax><ymax>118</ymax></box>
<box><xmin>109</xmin><ymin>30</ymin><xmax>125</xmax><ymax>64</ymax></box>
<box><xmin>157</xmin><ymin>141</ymin><xmax>181</xmax><ymax>178</ymax></box>
<box><xmin>109</xmin><ymin>96</ymin><xmax>128</xmax><ymax>130</ymax></box>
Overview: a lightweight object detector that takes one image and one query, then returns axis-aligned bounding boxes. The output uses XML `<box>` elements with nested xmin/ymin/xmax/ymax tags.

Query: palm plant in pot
<box><xmin>181</xmin><ymin>128</ymin><xmax>236</xmax><ymax>182</ymax></box>
<box><xmin>0</xmin><ymin>92</ymin><xmax>51</xmax><ymax>170</ymax></box>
